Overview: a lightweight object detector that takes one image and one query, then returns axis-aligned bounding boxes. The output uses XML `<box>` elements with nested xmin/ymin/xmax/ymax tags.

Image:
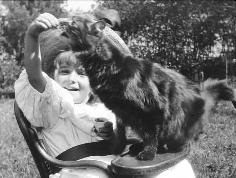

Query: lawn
<box><xmin>0</xmin><ymin>98</ymin><xmax>236</xmax><ymax>178</ymax></box>
<box><xmin>0</xmin><ymin>99</ymin><xmax>39</xmax><ymax>178</ymax></box>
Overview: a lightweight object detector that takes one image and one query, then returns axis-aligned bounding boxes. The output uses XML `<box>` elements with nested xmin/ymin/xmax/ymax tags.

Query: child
<box><xmin>14</xmin><ymin>12</ymin><xmax>116</xmax><ymax>158</ymax></box>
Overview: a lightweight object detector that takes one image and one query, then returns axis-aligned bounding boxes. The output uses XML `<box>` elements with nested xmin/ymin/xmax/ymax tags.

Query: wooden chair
<box><xmin>14</xmin><ymin>101</ymin><xmax>113</xmax><ymax>178</ymax></box>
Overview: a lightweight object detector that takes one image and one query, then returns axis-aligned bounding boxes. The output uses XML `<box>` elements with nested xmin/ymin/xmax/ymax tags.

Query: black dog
<box><xmin>62</xmin><ymin>13</ymin><xmax>235</xmax><ymax>160</ymax></box>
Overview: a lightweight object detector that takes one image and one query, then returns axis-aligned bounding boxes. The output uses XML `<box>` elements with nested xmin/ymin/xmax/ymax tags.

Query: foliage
<box><xmin>0</xmin><ymin>0</ymin><xmax>67</xmax><ymax>90</ymax></box>
<box><xmin>1</xmin><ymin>0</ymin><xmax>67</xmax><ymax>62</ymax></box>
<box><xmin>0</xmin><ymin>54</ymin><xmax>21</xmax><ymax>91</ymax></box>
<box><xmin>1</xmin><ymin>0</ymin><xmax>236</xmax><ymax>88</ymax></box>
<box><xmin>103</xmin><ymin>0</ymin><xmax>236</xmax><ymax>79</ymax></box>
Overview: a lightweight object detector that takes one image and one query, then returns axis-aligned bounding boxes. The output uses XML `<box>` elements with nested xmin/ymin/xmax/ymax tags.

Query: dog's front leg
<box><xmin>109</xmin><ymin>117</ymin><xmax>127</xmax><ymax>155</ymax></box>
<box><xmin>136</xmin><ymin>126</ymin><xmax>159</xmax><ymax>161</ymax></box>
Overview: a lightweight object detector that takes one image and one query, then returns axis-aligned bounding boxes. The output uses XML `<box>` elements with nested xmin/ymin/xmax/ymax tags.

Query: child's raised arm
<box><xmin>24</xmin><ymin>13</ymin><xmax>59</xmax><ymax>92</ymax></box>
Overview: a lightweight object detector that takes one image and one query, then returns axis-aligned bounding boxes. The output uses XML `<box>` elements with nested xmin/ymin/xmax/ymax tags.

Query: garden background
<box><xmin>0</xmin><ymin>0</ymin><xmax>236</xmax><ymax>177</ymax></box>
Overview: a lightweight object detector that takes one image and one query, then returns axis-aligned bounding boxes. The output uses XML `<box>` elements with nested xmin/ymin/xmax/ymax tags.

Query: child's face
<box><xmin>54</xmin><ymin>62</ymin><xmax>91</xmax><ymax>104</ymax></box>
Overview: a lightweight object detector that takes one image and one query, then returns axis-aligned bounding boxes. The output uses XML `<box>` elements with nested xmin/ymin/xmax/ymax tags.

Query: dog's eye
<box><xmin>76</xmin><ymin>68</ymin><xmax>86</xmax><ymax>75</ymax></box>
<box><xmin>71</xmin><ymin>21</ymin><xmax>76</xmax><ymax>27</ymax></box>
<box><xmin>101</xmin><ymin>18</ymin><xmax>113</xmax><ymax>27</ymax></box>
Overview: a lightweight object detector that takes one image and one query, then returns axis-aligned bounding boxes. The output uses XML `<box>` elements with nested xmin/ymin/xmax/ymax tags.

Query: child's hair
<box><xmin>39</xmin><ymin>29</ymin><xmax>72</xmax><ymax>78</ymax></box>
<box><xmin>55</xmin><ymin>50</ymin><xmax>85</xmax><ymax>75</ymax></box>
<box><xmin>56</xmin><ymin>50</ymin><xmax>76</xmax><ymax>67</ymax></box>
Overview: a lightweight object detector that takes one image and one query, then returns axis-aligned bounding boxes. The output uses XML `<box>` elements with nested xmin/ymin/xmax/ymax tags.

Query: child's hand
<box><xmin>94</xmin><ymin>118</ymin><xmax>113</xmax><ymax>140</ymax></box>
<box><xmin>26</xmin><ymin>13</ymin><xmax>59</xmax><ymax>38</ymax></box>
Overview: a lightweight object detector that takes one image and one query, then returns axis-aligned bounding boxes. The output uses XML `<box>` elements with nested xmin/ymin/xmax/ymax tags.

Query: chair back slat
<box><xmin>14</xmin><ymin>101</ymin><xmax>59</xmax><ymax>178</ymax></box>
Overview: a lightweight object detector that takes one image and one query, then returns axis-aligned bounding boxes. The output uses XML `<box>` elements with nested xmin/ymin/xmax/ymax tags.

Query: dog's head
<box><xmin>59</xmin><ymin>14</ymin><xmax>103</xmax><ymax>51</ymax></box>
<box><xmin>59</xmin><ymin>13</ymin><xmax>132</xmax><ymax>60</ymax></box>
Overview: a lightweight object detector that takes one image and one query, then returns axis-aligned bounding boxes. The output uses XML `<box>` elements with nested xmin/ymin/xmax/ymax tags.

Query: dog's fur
<box><xmin>62</xmin><ymin>13</ymin><xmax>235</xmax><ymax>160</ymax></box>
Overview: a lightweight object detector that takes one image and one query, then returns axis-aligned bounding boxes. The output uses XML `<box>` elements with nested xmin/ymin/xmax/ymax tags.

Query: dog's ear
<box><xmin>94</xmin><ymin>8</ymin><xmax>121</xmax><ymax>30</ymax></box>
<box><xmin>89</xmin><ymin>20</ymin><xmax>106</xmax><ymax>36</ymax></box>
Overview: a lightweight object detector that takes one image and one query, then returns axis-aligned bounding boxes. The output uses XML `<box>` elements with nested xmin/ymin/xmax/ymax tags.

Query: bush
<box><xmin>0</xmin><ymin>52</ymin><xmax>22</xmax><ymax>92</ymax></box>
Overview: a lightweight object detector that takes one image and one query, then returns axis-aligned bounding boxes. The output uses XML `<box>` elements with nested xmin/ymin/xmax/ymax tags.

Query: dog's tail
<box><xmin>201</xmin><ymin>79</ymin><xmax>235</xmax><ymax>114</ymax></box>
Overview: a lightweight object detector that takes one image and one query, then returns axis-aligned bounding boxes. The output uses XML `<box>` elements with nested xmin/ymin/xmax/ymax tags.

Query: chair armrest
<box><xmin>35</xmin><ymin>141</ymin><xmax>111</xmax><ymax>172</ymax></box>
<box><xmin>111</xmin><ymin>143</ymin><xmax>190</xmax><ymax>176</ymax></box>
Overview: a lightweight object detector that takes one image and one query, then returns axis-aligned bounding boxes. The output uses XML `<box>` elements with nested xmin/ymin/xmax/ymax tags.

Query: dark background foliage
<box><xmin>1</xmin><ymin>0</ymin><xmax>236</xmax><ymax>92</ymax></box>
<box><xmin>102</xmin><ymin>0</ymin><xmax>236</xmax><ymax>81</ymax></box>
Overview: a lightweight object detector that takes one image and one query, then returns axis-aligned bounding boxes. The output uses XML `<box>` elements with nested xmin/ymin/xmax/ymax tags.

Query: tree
<box><xmin>1</xmin><ymin>0</ymin><xmax>67</xmax><ymax>63</ymax></box>
<box><xmin>102</xmin><ymin>0</ymin><xmax>236</xmax><ymax>79</ymax></box>
<box><xmin>0</xmin><ymin>0</ymin><xmax>67</xmax><ymax>90</ymax></box>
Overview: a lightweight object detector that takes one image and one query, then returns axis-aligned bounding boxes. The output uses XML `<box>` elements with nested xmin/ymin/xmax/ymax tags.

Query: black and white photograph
<box><xmin>0</xmin><ymin>0</ymin><xmax>236</xmax><ymax>177</ymax></box>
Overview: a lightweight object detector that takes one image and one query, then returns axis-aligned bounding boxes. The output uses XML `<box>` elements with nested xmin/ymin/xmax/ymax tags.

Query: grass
<box><xmin>190</xmin><ymin>102</ymin><xmax>236</xmax><ymax>178</ymax></box>
<box><xmin>0</xmin><ymin>98</ymin><xmax>236</xmax><ymax>178</ymax></box>
<box><xmin>0</xmin><ymin>99</ymin><xmax>39</xmax><ymax>178</ymax></box>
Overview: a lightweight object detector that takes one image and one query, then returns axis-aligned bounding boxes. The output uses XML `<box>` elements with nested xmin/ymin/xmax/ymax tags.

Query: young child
<box><xmin>14</xmin><ymin>12</ymin><xmax>116</xmax><ymax>158</ymax></box>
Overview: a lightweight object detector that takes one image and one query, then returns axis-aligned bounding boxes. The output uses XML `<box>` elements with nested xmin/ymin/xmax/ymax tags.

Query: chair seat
<box><xmin>110</xmin><ymin>144</ymin><xmax>190</xmax><ymax>177</ymax></box>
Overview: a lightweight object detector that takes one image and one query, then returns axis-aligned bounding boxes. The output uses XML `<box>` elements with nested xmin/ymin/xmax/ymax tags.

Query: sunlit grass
<box><xmin>190</xmin><ymin>101</ymin><xmax>236</xmax><ymax>178</ymax></box>
<box><xmin>0</xmin><ymin>99</ymin><xmax>235</xmax><ymax>177</ymax></box>
<box><xmin>0</xmin><ymin>99</ymin><xmax>39</xmax><ymax>178</ymax></box>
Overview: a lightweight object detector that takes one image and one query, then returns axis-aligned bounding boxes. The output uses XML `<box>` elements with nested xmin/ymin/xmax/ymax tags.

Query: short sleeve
<box><xmin>14</xmin><ymin>70</ymin><xmax>69</xmax><ymax>128</ymax></box>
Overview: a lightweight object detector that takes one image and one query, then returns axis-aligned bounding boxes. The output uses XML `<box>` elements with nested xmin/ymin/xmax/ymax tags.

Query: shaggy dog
<box><xmin>60</xmin><ymin>13</ymin><xmax>235</xmax><ymax>160</ymax></box>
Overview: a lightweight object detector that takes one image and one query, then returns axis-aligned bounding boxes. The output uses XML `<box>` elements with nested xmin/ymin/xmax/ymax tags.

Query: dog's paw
<box><xmin>136</xmin><ymin>150</ymin><xmax>156</xmax><ymax>160</ymax></box>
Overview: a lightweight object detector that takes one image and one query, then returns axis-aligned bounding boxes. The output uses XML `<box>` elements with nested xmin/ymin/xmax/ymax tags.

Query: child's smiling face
<box><xmin>53</xmin><ymin>51</ymin><xmax>91</xmax><ymax>104</ymax></box>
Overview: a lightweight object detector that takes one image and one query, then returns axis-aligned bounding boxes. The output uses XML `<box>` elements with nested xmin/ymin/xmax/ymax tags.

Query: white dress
<box><xmin>14</xmin><ymin>70</ymin><xmax>116</xmax><ymax>157</ymax></box>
